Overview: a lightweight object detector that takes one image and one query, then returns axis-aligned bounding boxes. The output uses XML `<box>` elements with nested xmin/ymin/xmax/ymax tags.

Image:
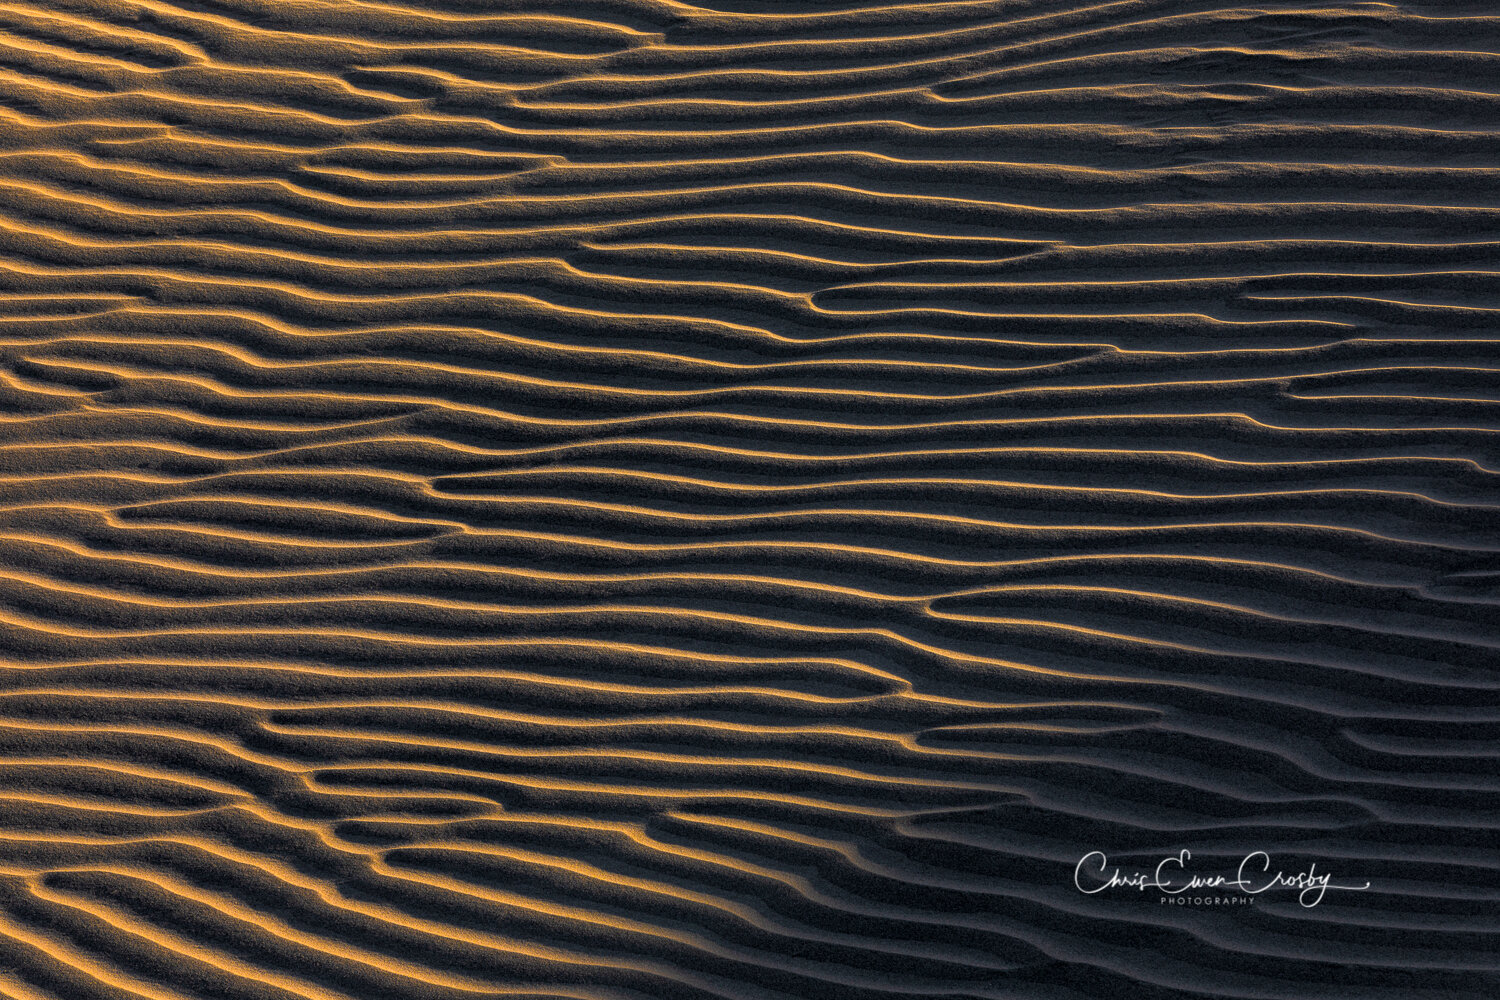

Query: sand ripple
<box><xmin>0</xmin><ymin>1</ymin><xmax>1497</xmax><ymax>998</ymax></box>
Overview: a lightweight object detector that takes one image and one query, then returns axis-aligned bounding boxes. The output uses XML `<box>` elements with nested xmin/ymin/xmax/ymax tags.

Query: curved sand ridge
<box><xmin>1</xmin><ymin>1</ymin><xmax>1498</xmax><ymax>998</ymax></box>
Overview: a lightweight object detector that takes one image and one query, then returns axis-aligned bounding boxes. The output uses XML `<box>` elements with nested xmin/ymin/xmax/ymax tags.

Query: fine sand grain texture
<box><xmin>0</xmin><ymin>1</ymin><xmax>1498</xmax><ymax>998</ymax></box>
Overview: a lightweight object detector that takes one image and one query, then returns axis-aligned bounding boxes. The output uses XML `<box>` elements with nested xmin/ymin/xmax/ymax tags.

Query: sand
<box><xmin>0</xmin><ymin>1</ymin><xmax>1496</xmax><ymax>998</ymax></box>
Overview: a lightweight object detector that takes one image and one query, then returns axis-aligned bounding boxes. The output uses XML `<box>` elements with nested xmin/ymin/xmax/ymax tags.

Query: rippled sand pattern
<box><xmin>0</xmin><ymin>1</ymin><xmax>1497</xmax><ymax>997</ymax></box>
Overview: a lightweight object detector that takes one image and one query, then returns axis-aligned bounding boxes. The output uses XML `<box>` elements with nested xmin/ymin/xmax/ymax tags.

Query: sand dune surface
<box><xmin>0</xmin><ymin>1</ymin><xmax>1497</xmax><ymax>998</ymax></box>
